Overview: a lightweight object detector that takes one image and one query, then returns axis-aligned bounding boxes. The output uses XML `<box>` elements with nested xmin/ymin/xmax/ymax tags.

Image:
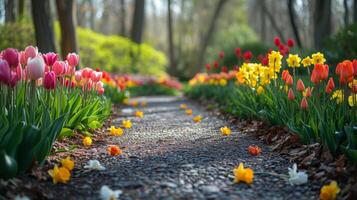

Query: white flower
<box><xmin>14</xmin><ymin>195</ymin><xmax>30</xmax><ymax>200</ymax></box>
<box><xmin>288</xmin><ymin>163</ymin><xmax>308</xmax><ymax>185</ymax></box>
<box><xmin>100</xmin><ymin>185</ymin><xmax>122</xmax><ymax>200</ymax></box>
<box><xmin>84</xmin><ymin>160</ymin><xmax>106</xmax><ymax>171</ymax></box>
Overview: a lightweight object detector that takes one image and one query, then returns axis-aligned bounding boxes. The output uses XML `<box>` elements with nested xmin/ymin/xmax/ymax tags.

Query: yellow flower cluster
<box><xmin>110</xmin><ymin>126</ymin><xmax>123</xmax><ymax>136</ymax></box>
<box><xmin>48</xmin><ymin>157</ymin><xmax>75</xmax><ymax>184</ymax></box>
<box><xmin>233</xmin><ymin>163</ymin><xmax>254</xmax><ymax>185</ymax></box>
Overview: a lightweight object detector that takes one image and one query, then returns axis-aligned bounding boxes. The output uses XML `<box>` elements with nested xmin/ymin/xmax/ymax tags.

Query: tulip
<box><xmin>2</xmin><ymin>48</ymin><xmax>19</xmax><ymax>68</ymax></box>
<box><xmin>325</xmin><ymin>77</ymin><xmax>335</xmax><ymax>94</ymax></box>
<box><xmin>219</xmin><ymin>51</ymin><xmax>224</xmax><ymax>59</ymax></box>
<box><xmin>221</xmin><ymin>66</ymin><xmax>228</xmax><ymax>73</ymax></box>
<box><xmin>43</xmin><ymin>71</ymin><xmax>56</xmax><ymax>90</ymax></box>
<box><xmin>91</xmin><ymin>71</ymin><xmax>102</xmax><ymax>82</ymax></box>
<box><xmin>287</xmin><ymin>39</ymin><xmax>295</xmax><ymax>47</ymax></box>
<box><xmin>353</xmin><ymin>59</ymin><xmax>357</xmax><ymax>76</ymax></box>
<box><xmin>26</xmin><ymin>56</ymin><xmax>45</xmax><ymax>80</ymax></box>
<box><xmin>96</xmin><ymin>81</ymin><xmax>104</xmax><ymax>90</ymax></box>
<box><xmin>213</xmin><ymin>61</ymin><xmax>219</xmax><ymax>69</ymax></box>
<box><xmin>75</xmin><ymin>70</ymin><xmax>82</xmax><ymax>82</ymax></box>
<box><xmin>300</xmin><ymin>97</ymin><xmax>308</xmax><ymax>110</ymax></box>
<box><xmin>288</xmin><ymin>88</ymin><xmax>295</xmax><ymax>100</ymax></box>
<box><xmin>243</xmin><ymin>51</ymin><xmax>252</xmax><ymax>60</ymax></box>
<box><xmin>53</xmin><ymin>61</ymin><xmax>66</xmax><ymax>75</ymax></box>
<box><xmin>43</xmin><ymin>52</ymin><xmax>58</xmax><ymax>66</ymax></box>
<box><xmin>282</xmin><ymin>70</ymin><xmax>290</xmax><ymax>82</ymax></box>
<box><xmin>336</xmin><ymin>60</ymin><xmax>354</xmax><ymax>84</ymax></box>
<box><xmin>235</xmin><ymin>48</ymin><xmax>241</xmax><ymax>58</ymax></box>
<box><xmin>8</xmin><ymin>71</ymin><xmax>19</xmax><ymax>88</ymax></box>
<box><xmin>19</xmin><ymin>51</ymin><xmax>27</xmax><ymax>65</ymax></box>
<box><xmin>0</xmin><ymin>59</ymin><xmax>11</xmax><ymax>84</ymax></box>
<box><xmin>82</xmin><ymin>67</ymin><xmax>93</xmax><ymax>79</ymax></box>
<box><xmin>274</xmin><ymin>37</ymin><xmax>281</xmax><ymax>46</ymax></box>
<box><xmin>24</xmin><ymin>46</ymin><xmax>38</xmax><ymax>60</ymax></box>
<box><xmin>296</xmin><ymin>79</ymin><xmax>305</xmax><ymax>92</ymax></box>
<box><xmin>311</xmin><ymin>63</ymin><xmax>328</xmax><ymax>84</ymax></box>
<box><xmin>98</xmin><ymin>87</ymin><xmax>104</xmax><ymax>95</ymax></box>
<box><xmin>285</xmin><ymin>74</ymin><xmax>293</xmax><ymax>86</ymax></box>
<box><xmin>205</xmin><ymin>63</ymin><xmax>211</xmax><ymax>71</ymax></box>
<box><xmin>305</xmin><ymin>87</ymin><xmax>312</xmax><ymax>98</ymax></box>
<box><xmin>66</xmin><ymin>53</ymin><xmax>79</xmax><ymax>67</ymax></box>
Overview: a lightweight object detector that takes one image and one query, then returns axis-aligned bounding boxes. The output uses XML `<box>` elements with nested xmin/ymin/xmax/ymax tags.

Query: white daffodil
<box><xmin>84</xmin><ymin>160</ymin><xmax>106</xmax><ymax>171</ymax></box>
<box><xmin>14</xmin><ymin>195</ymin><xmax>30</xmax><ymax>200</ymax></box>
<box><xmin>100</xmin><ymin>185</ymin><xmax>122</xmax><ymax>200</ymax></box>
<box><xmin>288</xmin><ymin>163</ymin><xmax>308</xmax><ymax>185</ymax></box>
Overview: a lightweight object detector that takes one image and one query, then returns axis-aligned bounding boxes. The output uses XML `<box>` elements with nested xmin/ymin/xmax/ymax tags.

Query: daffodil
<box><xmin>233</xmin><ymin>163</ymin><xmax>254</xmax><ymax>185</ymax></box>
<box><xmin>193</xmin><ymin>115</ymin><xmax>202</xmax><ymax>123</ymax></box>
<box><xmin>286</xmin><ymin>54</ymin><xmax>301</xmax><ymax>68</ymax></box>
<box><xmin>135</xmin><ymin>110</ymin><xmax>144</xmax><ymax>118</ymax></box>
<box><xmin>48</xmin><ymin>165</ymin><xmax>71</xmax><ymax>184</ymax></box>
<box><xmin>288</xmin><ymin>163</ymin><xmax>308</xmax><ymax>185</ymax></box>
<box><xmin>220</xmin><ymin>126</ymin><xmax>231</xmax><ymax>136</ymax></box>
<box><xmin>61</xmin><ymin>156</ymin><xmax>74</xmax><ymax>171</ymax></box>
<box><xmin>100</xmin><ymin>185</ymin><xmax>122</xmax><ymax>200</ymax></box>
<box><xmin>84</xmin><ymin>160</ymin><xmax>106</xmax><ymax>171</ymax></box>
<box><xmin>268</xmin><ymin>51</ymin><xmax>283</xmax><ymax>71</ymax></box>
<box><xmin>219</xmin><ymin>79</ymin><xmax>227</xmax><ymax>86</ymax></box>
<box><xmin>185</xmin><ymin>109</ymin><xmax>193</xmax><ymax>115</ymax></box>
<box><xmin>331</xmin><ymin>90</ymin><xmax>344</xmax><ymax>104</ymax></box>
<box><xmin>109</xmin><ymin>126</ymin><xmax>123</xmax><ymax>136</ymax></box>
<box><xmin>348</xmin><ymin>94</ymin><xmax>357</xmax><ymax>107</ymax></box>
<box><xmin>122</xmin><ymin>120</ymin><xmax>132</xmax><ymax>129</ymax></box>
<box><xmin>83</xmin><ymin>136</ymin><xmax>92</xmax><ymax>147</ymax></box>
<box><xmin>312</xmin><ymin>52</ymin><xmax>326</xmax><ymax>64</ymax></box>
<box><xmin>301</xmin><ymin>56</ymin><xmax>313</xmax><ymax>67</ymax></box>
<box><xmin>320</xmin><ymin>181</ymin><xmax>340</xmax><ymax>200</ymax></box>
<box><xmin>256</xmin><ymin>86</ymin><xmax>264</xmax><ymax>95</ymax></box>
<box><xmin>180</xmin><ymin>104</ymin><xmax>187</xmax><ymax>109</ymax></box>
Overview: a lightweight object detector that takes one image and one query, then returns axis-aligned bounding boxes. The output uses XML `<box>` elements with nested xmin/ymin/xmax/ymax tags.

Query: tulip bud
<box><xmin>285</xmin><ymin>74</ymin><xmax>293</xmax><ymax>86</ymax></box>
<box><xmin>274</xmin><ymin>37</ymin><xmax>281</xmax><ymax>46</ymax></box>
<box><xmin>75</xmin><ymin>70</ymin><xmax>82</xmax><ymax>82</ymax></box>
<box><xmin>219</xmin><ymin>51</ymin><xmax>224</xmax><ymax>59</ymax></box>
<box><xmin>26</xmin><ymin>56</ymin><xmax>45</xmax><ymax>80</ymax></box>
<box><xmin>288</xmin><ymin>88</ymin><xmax>295</xmax><ymax>100</ymax></box>
<box><xmin>305</xmin><ymin>87</ymin><xmax>312</xmax><ymax>98</ymax></box>
<box><xmin>2</xmin><ymin>48</ymin><xmax>19</xmax><ymax>68</ymax></box>
<box><xmin>19</xmin><ymin>51</ymin><xmax>27</xmax><ymax>66</ymax></box>
<box><xmin>66</xmin><ymin>53</ymin><xmax>79</xmax><ymax>67</ymax></box>
<box><xmin>98</xmin><ymin>87</ymin><xmax>104</xmax><ymax>95</ymax></box>
<box><xmin>287</xmin><ymin>39</ymin><xmax>295</xmax><ymax>47</ymax></box>
<box><xmin>0</xmin><ymin>59</ymin><xmax>11</xmax><ymax>84</ymax></box>
<box><xmin>43</xmin><ymin>71</ymin><xmax>56</xmax><ymax>90</ymax></box>
<box><xmin>300</xmin><ymin>97</ymin><xmax>308</xmax><ymax>110</ymax></box>
<box><xmin>43</xmin><ymin>52</ymin><xmax>58</xmax><ymax>66</ymax></box>
<box><xmin>296</xmin><ymin>79</ymin><xmax>305</xmax><ymax>92</ymax></box>
<box><xmin>325</xmin><ymin>77</ymin><xmax>335</xmax><ymax>93</ymax></box>
<box><xmin>24</xmin><ymin>46</ymin><xmax>38</xmax><ymax>61</ymax></box>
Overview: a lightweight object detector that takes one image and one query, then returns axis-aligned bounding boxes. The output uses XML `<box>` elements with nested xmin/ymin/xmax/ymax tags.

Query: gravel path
<box><xmin>42</xmin><ymin>96</ymin><xmax>321</xmax><ymax>199</ymax></box>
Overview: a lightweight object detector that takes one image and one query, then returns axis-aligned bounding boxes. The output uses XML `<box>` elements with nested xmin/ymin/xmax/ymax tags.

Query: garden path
<box><xmin>45</xmin><ymin>96</ymin><xmax>320</xmax><ymax>199</ymax></box>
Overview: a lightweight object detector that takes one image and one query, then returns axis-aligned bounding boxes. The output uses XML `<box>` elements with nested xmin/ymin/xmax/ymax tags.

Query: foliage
<box><xmin>128</xmin><ymin>84</ymin><xmax>180</xmax><ymax>97</ymax></box>
<box><xmin>0</xmin><ymin>22</ymin><xmax>35</xmax><ymax>50</ymax></box>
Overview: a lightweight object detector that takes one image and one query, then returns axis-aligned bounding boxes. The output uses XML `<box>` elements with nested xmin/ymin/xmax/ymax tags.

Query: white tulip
<box><xmin>288</xmin><ymin>163</ymin><xmax>308</xmax><ymax>185</ymax></box>
<box><xmin>84</xmin><ymin>160</ymin><xmax>106</xmax><ymax>171</ymax></box>
<box><xmin>100</xmin><ymin>185</ymin><xmax>122</xmax><ymax>200</ymax></box>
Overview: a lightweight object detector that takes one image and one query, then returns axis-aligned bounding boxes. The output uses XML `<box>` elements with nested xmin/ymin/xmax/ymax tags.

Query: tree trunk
<box><xmin>353</xmin><ymin>0</ymin><xmax>357</xmax><ymax>24</ymax></box>
<box><xmin>260</xmin><ymin>1</ymin><xmax>266</xmax><ymax>42</ymax></box>
<box><xmin>56</xmin><ymin>0</ymin><xmax>78</xmax><ymax>58</ymax></box>
<box><xmin>89</xmin><ymin>0</ymin><xmax>95</xmax><ymax>30</ymax></box>
<box><xmin>18</xmin><ymin>0</ymin><xmax>25</xmax><ymax>21</ymax></box>
<box><xmin>196</xmin><ymin>0</ymin><xmax>228</xmax><ymax>72</ymax></box>
<box><xmin>120</xmin><ymin>0</ymin><xmax>127</xmax><ymax>36</ymax></box>
<box><xmin>313</xmin><ymin>0</ymin><xmax>331</xmax><ymax>49</ymax></box>
<box><xmin>288</xmin><ymin>0</ymin><xmax>302</xmax><ymax>48</ymax></box>
<box><xmin>167</xmin><ymin>0</ymin><xmax>176</xmax><ymax>76</ymax></box>
<box><xmin>31</xmin><ymin>0</ymin><xmax>56</xmax><ymax>53</ymax></box>
<box><xmin>261</xmin><ymin>0</ymin><xmax>286</xmax><ymax>43</ymax></box>
<box><xmin>131</xmin><ymin>0</ymin><xmax>145</xmax><ymax>44</ymax></box>
<box><xmin>344</xmin><ymin>0</ymin><xmax>349</xmax><ymax>27</ymax></box>
<box><xmin>5</xmin><ymin>0</ymin><xmax>16</xmax><ymax>23</ymax></box>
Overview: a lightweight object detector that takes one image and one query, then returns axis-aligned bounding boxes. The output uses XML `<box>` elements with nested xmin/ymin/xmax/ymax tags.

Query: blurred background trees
<box><xmin>0</xmin><ymin>0</ymin><xmax>357</xmax><ymax>79</ymax></box>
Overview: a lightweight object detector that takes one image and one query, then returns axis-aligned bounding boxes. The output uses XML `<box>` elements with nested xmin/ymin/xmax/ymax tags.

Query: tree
<box><xmin>354</xmin><ymin>0</ymin><xmax>357</xmax><ymax>24</ymax></box>
<box><xmin>261</xmin><ymin>0</ymin><xmax>286</xmax><ymax>43</ymax></box>
<box><xmin>344</xmin><ymin>0</ymin><xmax>349</xmax><ymax>27</ymax></box>
<box><xmin>56</xmin><ymin>0</ymin><xmax>78</xmax><ymax>58</ymax></box>
<box><xmin>4</xmin><ymin>0</ymin><xmax>15</xmax><ymax>23</ymax></box>
<box><xmin>18</xmin><ymin>0</ymin><xmax>25</xmax><ymax>21</ymax></box>
<box><xmin>196</xmin><ymin>0</ymin><xmax>228</xmax><ymax>72</ymax></box>
<box><xmin>120</xmin><ymin>0</ymin><xmax>127</xmax><ymax>36</ymax></box>
<box><xmin>288</xmin><ymin>0</ymin><xmax>302</xmax><ymax>48</ymax></box>
<box><xmin>167</xmin><ymin>0</ymin><xmax>176</xmax><ymax>76</ymax></box>
<box><xmin>313</xmin><ymin>0</ymin><xmax>331</xmax><ymax>49</ymax></box>
<box><xmin>31</xmin><ymin>0</ymin><xmax>56</xmax><ymax>53</ymax></box>
<box><xmin>131</xmin><ymin>0</ymin><xmax>145</xmax><ymax>44</ymax></box>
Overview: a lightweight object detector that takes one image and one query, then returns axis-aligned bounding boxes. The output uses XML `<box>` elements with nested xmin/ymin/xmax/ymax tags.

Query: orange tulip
<box><xmin>353</xmin><ymin>59</ymin><xmax>357</xmax><ymax>76</ymax></box>
<box><xmin>336</xmin><ymin>60</ymin><xmax>354</xmax><ymax>84</ymax></box>
<box><xmin>300</xmin><ymin>97</ymin><xmax>308</xmax><ymax>110</ymax></box>
<box><xmin>282</xmin><ymin>70</ymin><xmax>290</xmax><ymax>82</ymax></box>
<box><xmin>305</xmin><ymin>87</ymin><xmax>312</xmax><ymax>97</ymax></box>
<box><xmin>248</xmin><ymin>145</ymin><xmax>262</xmax><ymax>156</ymax></box>
<box><xmin>285</xmin><ymin>74</ymin><xmax>293</xmax><ymax>86</ymax></box>
<box><xmin>311</xmin><ymin>63</ymin><xmax>329</xmax><ymax>84</ymax></box>
<box><xmin>296</xmin><ymin>79</ymin><xmax>305</xmax><ymax>92</ymax></box>
<box><xmin>325</xmin><ymin>77</ymin><xmax>335</xmax><ymax>94</ymax></box>
<box><xmin>107</xmin><ymin>145</ymin><xmax>122</xmax><ymax>156</ymax></box>
<box><xmin>288</xmin><ymin>88</ymin><xmax>295</xmax><ymax>100</ymax></box>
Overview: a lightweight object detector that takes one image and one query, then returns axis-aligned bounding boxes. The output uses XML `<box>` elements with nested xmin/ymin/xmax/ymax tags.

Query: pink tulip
<box><xmin>75</xmin><ymin>70</ymin><xmax>82</xmax><ymax>81</ymax></box>
<box><xmin>26</xmin><ymin>56</ymin><xmax>45</xmax><ymax>80</ymax></box>
<box><xmin>91</xmin><ymin>71</ymin><xmax>102</xmax><ymax>82</ymax></box>
<box><xmin>53</xmin><ymin>61</ymin><xmax>66</xmax><ymax>75</ymax></box>
<box><xmin>8</xmin><ymin>71</ymin><xmax>19</xmax><ymax>88</ymax></box>
<box><xmin>44</xmin><ymin>71</ymin><xmax>56</xmax><ymax>90</ymax></box>
<box><xmin>0</xmin><ymin>59</ymin><xmax>11</xmax><ymax>84</ymax></box>
<box><xmin>66</xmin><ymin>53</ymin><xmax>79</xmax><ymax>67</ymax></box>
<box><xmin>2</xmin><ymin>48</ymin><xmax>19</xmax><ymax>68</ymax></box>
<box><xmin>82</xmin><ymin>67</ymin><xmax>93</xmax><ymax>79</ymax></box>
<box><xmin>96</xmin><ymin>81</ymin><xmax>104</xmax><ymax>90</ymax></box>
<box><xmin>43</xmin><ymin>52</ymin><xmax>58</xmax><ymax>66</ymax></box>
<box><xmin>24</xmin><ymin>46</ymin><xmax>38</xmax><ymax>61</ymax></box>
<box><xmin>15</xmin><ymin>64</ymin><xmax>23</xmax><ymax>81</ymax></box>
<box><xmin>19</xmin><ymin>51</ymin><xmax>27</xmax><ymax>66</ymax></box>
<box><xmin>98</xmin><ymin>87</ymin><xmax>104</xmax><ymax>95</ymax></box>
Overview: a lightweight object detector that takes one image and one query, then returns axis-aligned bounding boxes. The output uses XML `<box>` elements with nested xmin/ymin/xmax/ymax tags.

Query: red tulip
<box><xmin>287</xmin><ymin>39</ymin><xmax>295</xmax><ymax>47</ymax></box>
<box><xmin>311</xmin><ymin>63</ymin><xmax>329</xmax><ymax>84</ymax></box>
<box><xmin>353</xmin><ymin>59</ymin><xmax>357</xmax><ymax>76</ymax></box>
<box><xmin>282</xmin><ymin>70</ymin><xmax>290</xmax><ymax>82</ymax></box>
<box><xmin>300</xmin><ymin>97</ymin><xmax>308</xmax><ymax>110</ymax></box>
<box><xmin>235</xmin><ymin>48</ymin><xmax>241</xmax><ymax>58</ymax></box>
<box><xmin>53</xmin><ymin>61</ymin><xmax>66</xmax><ymax>75</ymax></box>
<box><xmin>336</xmin><ymin>60</ymin><xmax>354</xmax><ymax>84</ymax></box>
<box><xmin>221</xmin><ymin>66</ymin><xmax>228</xmax><ymax>73</ymax></box>
<box><xmin>288</xmin><ymin>88</ymin><xmax>295</xmax><ymax>100</ymax></box>
<box><xmin>0</xmin><ymin>59</ymin><xmax>11</xmax><ymax>84</ymax></box>
<box><xmin>296</xmin><ymin>79</ymin><xmax>305</xmax><ymax>92</ymax></box>
<box><xmin>325</xmin><ymin>77</ymin><xmax>335</xmax><ymax>94</ymax></box>
<box><xmin>66</xmin><ymin>53</ymin><xmax>79</xmax><ymax>67</ymax></box>
<box><xmin>285</xmin><ymin>74</ymin><xmax>293</xmax><ymax>86</ymax></box>
<box><xmin>2</xmin><ymin>48</ymin><xmax>19</xmax><ymax>68</ymax></box>
<box><xmin>44</xmin><ymin>71</ymin><xmax>56</xmax><ymax>90</ymax></box>
<box><xmin>91</xmin><ymin>71</ymin><xmax>102</xmax><ymax>82</ymax></box>
<box><xmin>243</xmin><ymin>51</ymin><xmax>252</xmax><ymax>60</ymax></box>
<box><xmin>274</xmin><ymin>37</ymin><xmax>281</xmax><ymax>46</ymax></box>
<box><xmin>205</xmin><ymin>63</ymin><xmax>211</xmax><ymax>71</ymax></box>
<box><xmin>305</xmin><ymin>87</ymin><xmax>312</xmax><ymax>98</ymax></box>
<box><xmin>219</xmin><ymin>51</ymin><xmax>224</xmax><ymax>59</ymax></box>
<box><xmin>213</xmin><ymin>61</ymin><xmax>219</xmax><ymax>69</ymax></box>
<box><xmin>82</xmin><ymin>67</ymin><xmax>93</xmax><ymax>79</ymax></box>
<box><xmin>43</xmin><ymin>52</ymin><xmax>58</xmax><ymax>66</ymax></box>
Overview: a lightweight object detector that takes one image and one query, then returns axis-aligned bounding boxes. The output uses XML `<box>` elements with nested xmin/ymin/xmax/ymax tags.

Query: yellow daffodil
<box><xmin>123</xmin><ymin>98</ymin><xmax>129</xmax><ymax>105</ymax></box>
<box><xmin>312</xmin><ymin>52</ymin><xmax>326</xmax><ymax>64</ymax></box>
<box><xmin>83</xmin><ymin>136</ymin><xmax>92</xmax><ymax>147</ymax></box>
<box><xmin>185</xmin><ymin>109</ymin><xmax>193</xmax><ymax>115</ymax></box>
<box><xmin>193</xmin><ymin>115</ymin><xmax>202</xmax><ymax>123</ymax></box>
<box><xmin>220</xmin><ymin>126</ymin><xmax>231</xmax><ymax>136</ymax></box>
<box><xmin>135</xmin><ymin>110</ymin><xmax>144</xmax><ymax>118</ymax></box>
<box><xmin>286</xmin><ymin>54</ymin><xmax>301</xmax><ymax>68</ymax></box>
<box><xmin>256</xmin><ymin>86</ymin><xmax>264</xmax><ymax>95</ymax></box>
<box><xmin>348</xmin><ymin>94</ymin><xmax>357</xmax><ymax>107</ymax></box>
<box><xmin>268</xmin><ymin>51</ymin><xmax>283</xmax><ymax>70</ymax></box>
<box><xmin>331</xmin><ymin>90</ymin><xmax>344</xmax><ymax>104</ymax></box>
<box><xmin>301</xmin><ymin>56</ymin><xmax>313</xmax><ymax>67</ymax></box>
<box><xmin>180</xmin><ymin>104</ymin><xmax>187</xmax><ymax>109</ymax></box>
<box><xmin>122</xmin><ymin>120</ymin><xmax>132</xmax><ymax>129</ymax></box>
<box><xmin>60</xmin><ymin>157</ymin><xmax>74</xmax><ymax>171</ymax></box>
<box><xmin>219</xmin><ymin>79</ymin><xmax>227</xmax><ymax>86</ymax></box>
<box><xmin>348</xmin><ymin>79</ymin><xmax>357</xmax><ymax>88</ymax></box>
<box><xmin>233</xmin><ymin>163</ymin><xmax>254</xmax><ymax>185</ymax></box>
<box><xmin>320</xmin><ymin>181</ymin><xmax>340</xmax><ymax>200</ymax></box>
<box><xmin>48</xmin><ymin>165</ymin><xmax>71</xmax><ymax>184</ymax></box>
<box><xmin>109</xmin><ymin>126</ymin><xmax>123</xmax><ymax>136</ymax></box>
